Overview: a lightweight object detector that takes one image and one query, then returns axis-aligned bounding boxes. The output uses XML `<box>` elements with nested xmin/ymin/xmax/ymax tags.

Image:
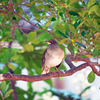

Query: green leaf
<box><xmin>93</xmin><ymin>20</ymin><xmax>99</xmax><ymax>32</ymax></box>
<box><xmin>9</xmin><ymin>50</ymin><xmax>17</xmax><ymax>58</ymax></box>
<box><xmin>79</xmin><ymin>86</ymin><xmax>91</xmax><ymax>96</ymax></box>
<box><xmin>24</xmin><ymin>44</ymin><xmax>34</xmax><ymax>51</ymax></box>
<box><xmin>33</xmin><ymin>14</ymin><xmax>41</xmax><ymax>18</ymax></box>
<box><xmin>69</xmin><ymin>11</ymin><xmax>79</xmax><ymax>16</ymax></box>
<box><xmin>51</xmin><ymin>17</ymin><xmax>56</xmax><ymax>21</ymax></box>
<box><xmin>69</xmin><ymin>25</ymin><xmax>76</xmax><ymax>33</ymax></box>
<box><xmin>81</xmin><ymin>31</ymin><xmax>86</xmax><ymax>36</ymax></box>
<box><xmin>74</xmin><ymin>21</ymin><xmax>80</xmax><ymax>29</ymax></box>
<box><xmin>1</xmin><ymin>57</ymin><xmax>8</xmax><ymax>64</ymax></box>
<box><xmin>45</xmin><ymin>5</ymin><xmax>50</xmax><ymax>11</ymax></box>
<box><xmin>8</xmin><ymin>64</ymin><xmax>16</xmax><ymax>70</ymax></box>
<box><xmin>37</xmin><ymin>23</ymin><xmax>42</xmax><ymax>28</ymax></box>
<box><xmin>14</xmin><ymin>67</ymin><xmax>21</xmax><ymax>74</ymax></box>
<box><xmin>0</xmin><ymin>53</ymin><xmax>3</xmax><ymax>59</ymax></box>
<box><xmin>11</xmin><ymin>55</ymin><xmax>18</xmax><ymax>61</ymax></box>
<box><xmin>4</xmin><ymin>49</ymin><xmax>10</xmax><ymax>58</ymax></box>
<box><xmin>1</xmin><ymin>49</ymin><xmax>10</xmax><ymax>64</ymax></box>
<box><xmin>28</xmin><ymin>31</ymin><xmax>36</xmax><ymax>38</ymax></box>
<box><xmin>65</xmin><ymin>24</ymin><xmax>70</xmax><ymax>33</ymax></box>
<box><xmin>45</xmin><ymin>18</ymin><xmax>51</xmax><ymax>27</ymax></box>
<box><xmin>12</xmin><ymin>16</ymin><xmax>17</xmax><ymax>21</ymax></box>
<box><xmin>87</xmin><ymin>71</ymin><xmax>95</xmax><ymax>83</ymax></box>
<box><xmin>75</xmin><ymin>41</ymin><xmax>86</xmax><ymax>49</ymax></box>
<box><xmin>24</xmin><ymin>13</ymin><xmax>29</xmax><ymax>21</ymax></box>
<box><xmin>25</xmin><ymin>1</ymin><xmax>35</xmax><ymax>6</ymax></box>
<box><xmin>35</xmin><ymin>0</ymin><xmax>42</xmax><ymax>3</ymax></box>
<box><xmin>27</xmin><ymin>82</ymin><xmax>33</xmax><ymax>92</ymax></box>
<box><xmin>4</xmin><ymin>89</ymin><xmax>14</xmax><ymax>99</ymax></box>
<box><xmin>2</xmin><ymin>65</ymin><xmax>8</xmax><ymax>73</ymax></box>
<box><xmin>27</xmin><ymin>31</ymin><xmax>37</xmax><ymax>41</ymax></box>
<box><xmin>37</xmin><ymin>4</ymin><xmax>44</xmax><ymax>9</ymax></box>
<box><xmin>1</xmin><ymin>81</ymin><xmax>6</xmax><ymax>94</ymax></box>
<box><xmin>12</xmin><ymin>0</ymin><xmax>17</xmax><ymax>3</ymax></box>
<box><xmin>87</xmin><ymin>0</ymin><xmax>96</xmax><ymax>8</ymax></box>
<box><xmin>6</xmin><ymin>83</ymin><xmax>10</xmax><ymax>92</ymax></box>
<box><xmin>59</xmin><ymin>12</ymin><xmax>64</xmax><ymax>19</ymax></box>
<box><xmin>0</xmin><ymin>16</ymin><xmax>4</xmax><ymax>22</ymax></box>
<box><xmin>16</xmin><ymin>7</ymin><xmax>23</xmax><ymax>13</ymax></box>
<box><xmin>17</xmin><ymin>0</ymin><xmax>22</xmax><ymax>3</ymax></box>
<box><xmin>15</xmin><ymin>28</ymin><xmax>22</xmax><ymax>43</ymax></box>
<box><xmin>38</xmin><ymin>31</ymin><xmax>50</xmax><ymax>41</ymax></box>
<box><xmin>77</xmin><ymin>20</ymin><xmax>85</xmax><ymax>29</ymax></box>
<box><xmin>59</xmin><ymin>38</ymin><xmax>69</xmax><ymax>44</ymax></box>
<box><xmin>93</xmin><ymin>49</ymin><xmax>98</xmax><ymax>55</ymax></box>
<box><xmin>79</xmin><ymin>55</ymin><xmax>86</xmax><ymax>58</ymax></box>
<box><xmin>88</xmin><ymin>5</ymin><xmax>100</xmax><ymax>16</ymax></box>
<box><xmin>58</xmin><ymin>30</ymin><xmax>67</xmax><ymax>38</ymax></box>
<box><xmin>73</xmin><ymin>47</ymin><xmax>78</xmax><ymax>54</ymax></box>
<box><xmin>1</xmin><ymin>36</ymin><xmax>9</xmax><ymax>42</ymax></box>
<box><xmin>0</xmin><ymin>1</ymin><xmax>7</xmax><ymax>6</ymax></box>
<box><xmin>52</xmin><ymin>21</ymin><xmax>58</xmax><ymax>29</ymax></box>
<box><xmin>31</xmin><ymin>38</ymin><xmax>40</xmax><ymax>44</ymax></box>
<box><xmin>57</xmin><ymin>24</ymin><xmax>66</xmax><ymax>33</ymax></box>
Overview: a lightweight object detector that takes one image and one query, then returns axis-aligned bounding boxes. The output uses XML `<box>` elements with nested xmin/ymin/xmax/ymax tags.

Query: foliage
<box><xmin>0</xmin><ymin>0</ymin><xmax>100</xmax><ymax>99</ymax></box>
<box><xmin>87</xmin><ymin>71</ymin><xmax>95</xmax><ymax>83</ymax></box>
<box><xmin>0</xmin><ymin>81</ymin><xmax>13</xmax><ymax>100</ymax></box>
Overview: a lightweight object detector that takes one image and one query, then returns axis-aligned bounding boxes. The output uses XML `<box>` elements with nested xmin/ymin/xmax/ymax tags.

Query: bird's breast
<box><xmin>44</xmin><ymin>47</ymin><xmax>64</xmax><ymax>67</ymax></box>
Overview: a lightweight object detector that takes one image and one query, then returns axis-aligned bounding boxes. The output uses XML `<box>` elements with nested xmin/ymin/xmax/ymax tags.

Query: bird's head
<box><xmin>45</xmin><ymin>39</ymin><xmax>57</xmax><ymax>45</ymax></box>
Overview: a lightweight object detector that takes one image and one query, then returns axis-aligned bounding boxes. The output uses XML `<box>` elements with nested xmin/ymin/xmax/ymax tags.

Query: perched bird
<box><xmin>41</xmin><ymin>39</ymin><xmax>64</xmax><ymax>74</ymax></box>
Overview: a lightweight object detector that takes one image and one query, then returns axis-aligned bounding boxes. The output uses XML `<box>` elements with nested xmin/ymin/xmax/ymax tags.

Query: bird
<box><xmin>41</xmin><ymin>39</ymin><xmax>64</xmax><ymax>74</ymax></box>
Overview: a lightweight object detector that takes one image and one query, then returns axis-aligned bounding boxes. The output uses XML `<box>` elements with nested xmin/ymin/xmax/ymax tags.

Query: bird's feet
<box><xmin>55</xmin><ymin>66</ymin><xmax>61</xmax><ymax>75</ymax></box>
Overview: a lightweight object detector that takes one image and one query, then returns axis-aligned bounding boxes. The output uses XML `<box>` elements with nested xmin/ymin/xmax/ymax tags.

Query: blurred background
<box><xmin>0</xmin><ymin>0</ymin><xmax>100</xmax><ymax>100</ymax></box>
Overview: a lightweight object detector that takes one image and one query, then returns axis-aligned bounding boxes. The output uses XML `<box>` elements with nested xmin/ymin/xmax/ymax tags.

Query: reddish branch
<box><xmin>0</xmin><ymin>57</ymin><xmax>100</xmax><ymax>82</ymax></box>
<box><xmin>66</xmin><ymin>9</ymin><xmax>72</xmax><ymax>23</ymax></box>
<box><xmin>69</xmin><ymin>57</ymin><xmax>100</xmax><ymax>76</ymax></box>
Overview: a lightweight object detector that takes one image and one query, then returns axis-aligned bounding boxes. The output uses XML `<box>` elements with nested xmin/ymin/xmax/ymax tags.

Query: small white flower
<box><xmin>50</xmin><ymin>95</ymin><xmax>59</xmax><ymax>100</ymax></box>
<box><xmin>47</xmin><ymin>92</ymin><xmax>52</xmax><ymax>97</ymax></box>
<box><xmin>42</xmin><ymin>92</ymin><xmax>52</xmax><ymax>100</ymax></box>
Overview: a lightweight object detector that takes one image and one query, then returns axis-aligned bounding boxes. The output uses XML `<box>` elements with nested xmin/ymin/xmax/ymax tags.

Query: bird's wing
<box><xmin>42</xmin><ymin>49</ymin><xmax>47</xmax><ymax>70</ymax></box>
<box><xmin>55</xmin><ymin>48</ymin><xmax>64</xmax><ymax>70</ymax></box>
<box><xmin>55</xmin><ymin>61</ymin><xmax>62</xmax><ymax>70</ymax></box>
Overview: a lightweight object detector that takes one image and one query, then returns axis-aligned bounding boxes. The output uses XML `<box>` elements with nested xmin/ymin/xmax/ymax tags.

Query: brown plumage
<box><xmin>41</xmin><ymin>39</ymin><xmax>64</xmax><ymax>74</ymax></box>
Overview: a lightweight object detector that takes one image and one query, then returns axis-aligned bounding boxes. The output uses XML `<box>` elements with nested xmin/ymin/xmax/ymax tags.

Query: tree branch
<box><xmin>8</xmin><ymin>68</ymin><xmax>18</xmax><ymax>100</ymax></box>
<box><xmin>69</xmin><ymin>57</ymin><xmax>90</xmax><ymax>62</ymax></box>
<box><xmin>0</xmin><ymin>62</ymin><xmax>100</xmax><ymax>82</ymax></box>
<box><xmin>65</xmin><ymin>57</ymin><xmax>76</xmax><ymax>69</ymax></box>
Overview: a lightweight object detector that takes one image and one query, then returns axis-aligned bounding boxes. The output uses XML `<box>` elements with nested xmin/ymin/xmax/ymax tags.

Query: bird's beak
<box><xmin>45</xmin><ymin>41</ymin><xmax>51</xmax><ymax>44</ymax></box>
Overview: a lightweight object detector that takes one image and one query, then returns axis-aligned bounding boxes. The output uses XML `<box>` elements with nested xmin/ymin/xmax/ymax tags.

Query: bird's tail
<box><xmin>41</xmin><ymin>66</ymin><xmax>50</xmax><ymax>74</ymax></box>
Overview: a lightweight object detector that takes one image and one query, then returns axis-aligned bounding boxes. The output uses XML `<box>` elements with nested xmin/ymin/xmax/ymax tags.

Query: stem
<box><xmin>8</xmin><ymin>25</ymin><xmax>18</xmax><ymax>100</ymax></box>
<box><xmin>0</xmin><ymin>88</ymin><xmax>4</xmax><ymax>100</ymax></box>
